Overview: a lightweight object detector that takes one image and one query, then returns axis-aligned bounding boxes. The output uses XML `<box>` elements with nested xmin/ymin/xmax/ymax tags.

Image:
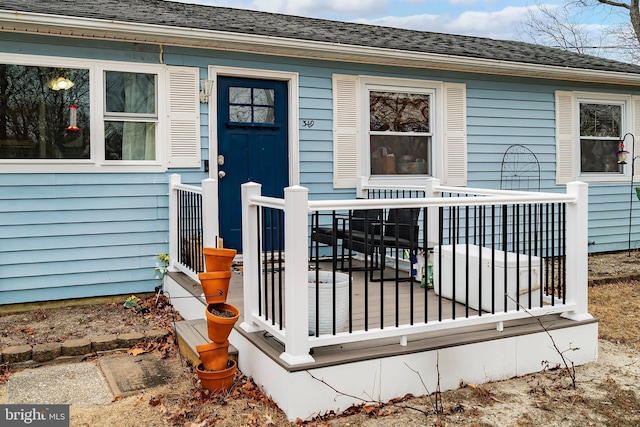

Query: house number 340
<box><xmin>302</xmin><ymin>120</ymin><xmax>315</xmax><ymax>128</ymax></box>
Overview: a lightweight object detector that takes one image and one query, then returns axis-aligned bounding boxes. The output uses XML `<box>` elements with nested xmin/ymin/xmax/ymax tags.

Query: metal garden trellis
<box><xmin>619</xmin><ymin>133</ymin><xmax>640</xmax><ymax>256</ymax></box>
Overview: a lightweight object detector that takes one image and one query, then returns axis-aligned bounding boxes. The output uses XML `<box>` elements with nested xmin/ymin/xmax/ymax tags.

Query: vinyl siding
<box><xmin>0</xmin><ymin>174</ymin><xmax>171</xmax><ymax>303</ymax></box>
<box><xmin>2</xmin><ymin>32</ymin><xmax>640</xmax><ymax>304</ymax></box>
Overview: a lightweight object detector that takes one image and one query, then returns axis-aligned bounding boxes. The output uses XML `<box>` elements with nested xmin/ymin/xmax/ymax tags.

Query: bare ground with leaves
<box><xmin>1</xmin><ymin>251</ymin><xmax>640</xmax><ymax>426</ymax></box>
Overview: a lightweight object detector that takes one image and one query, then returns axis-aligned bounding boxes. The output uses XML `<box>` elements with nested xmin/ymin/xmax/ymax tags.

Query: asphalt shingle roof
<box><xmin>3</xmin><ymin>0</ymin><xmax>640</xmax><ymax>75</ymax></box>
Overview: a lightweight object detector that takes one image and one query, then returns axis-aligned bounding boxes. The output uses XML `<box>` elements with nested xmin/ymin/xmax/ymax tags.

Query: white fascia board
<box><xmin>2</xmin><ymin>10</ymin><xmax>640</xmax><ymax>86</ymax></box>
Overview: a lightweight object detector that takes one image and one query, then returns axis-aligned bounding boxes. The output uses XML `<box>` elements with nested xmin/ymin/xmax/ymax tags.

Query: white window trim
<box><xmin>557</xmin><ymin>90</ymin><xmax>636</xmax><ymax>184</ymax></box>
<box><xmin>98</xmin><ymin>64</ymin><xmax>165</xmax><ymax>168</ymax></box>
<box><xmin>0</xmin><ymin>53</ymin><xmax>178</xmax><ymax>173</ymax></box>
<box><xmin>364</xmin><ymin>82</ymin><xmax>437</xmax><ymax>184</ymax></box>
<box><xmin>360</xmin><ymin>76</ymin><xmax>444</xmax><ymax>186</ymax></box>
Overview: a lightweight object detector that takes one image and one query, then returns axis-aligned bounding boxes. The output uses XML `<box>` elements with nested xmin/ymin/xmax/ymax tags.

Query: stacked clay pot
<box><xmin>196</xmin><ymin>247</ymin><xmax>240</xmax><ymax>393</ymax></box>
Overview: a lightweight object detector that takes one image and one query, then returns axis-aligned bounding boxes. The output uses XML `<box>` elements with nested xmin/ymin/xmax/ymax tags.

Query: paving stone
<box><xmin>117</xmin><ymin>332</ymin><xmax>144</xmax><ymax>348</ymax></box>
<box><xmin>92</xmin><ymin>334</ymin><xmax>119</xmax><ymax>351</ymax></box>
<box><xmin>99</xmin><ymin>352</ymin><xmax>177</xmax><ymax>397</ymax></box>
<box><xmin>144</xmin><ymin>329</ymin><xmax>170</xmax><ymax>340</ymax></box>
<box><xmin>32</xmin><ymin>342</ymin><xmax>61</xmax><ymax>362</ymax></box>
<box><xmin>61</xmin><ymin>338</ymin><xmax>92</xmax><ymax>356</ymax></box>
<box><xmin>2</xmin><ymin>345</ymin><xmax>32</xmax><ymax>363</ymax></box>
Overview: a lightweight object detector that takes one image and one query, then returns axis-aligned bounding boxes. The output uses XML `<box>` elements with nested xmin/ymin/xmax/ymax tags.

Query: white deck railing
<box><xmin>239</xmin><ymin>179</ymin><xmax>591</xmax><ymax>366</ymax></box>
<box><xmin>168</xmin><ymin>174</ymin><xmax>219</xmax><ymax>281</ymax></box>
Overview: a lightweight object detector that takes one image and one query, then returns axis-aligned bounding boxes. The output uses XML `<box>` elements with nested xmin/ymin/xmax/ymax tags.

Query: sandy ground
<box><xmin>2</xmin><ymin>338</ymin><xmax>636</xmax><ymax>426</ymax></box>
<box><xmin>2</xmin><ymin>252</ymin><xmax>640</xmax><ymax>426</ymax></box>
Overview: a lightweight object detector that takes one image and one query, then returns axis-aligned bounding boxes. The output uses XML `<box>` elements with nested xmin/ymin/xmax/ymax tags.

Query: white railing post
<box><xmin>168</xmin><ymin>174</ymin><xmax>181</xmax><ymax>272</ymax></box>
<box><xmin>279</xmin><ymin>185</ymin><xmax>315</xmax><ymax>365</ymax></box>
<box><xmin>201</xmin><ymin>178</ymin><xmax>219</xmax><ymax>248</ymax></box>
<box><xmin>356</xmin><ymin>176</ymin><xmax>369</xmax><ymax>199</ymax></box>
<box><xmin>239</xmin><ymin>182</ymin><xmax>263</xmax><ymax>333</ymax></box>
<box><xmin>562</xmin><ymin>181</ymin><xmax>593</xmax><ymax>321</ymax></box>
<box><xmin>426</xmin><ymin>178</ymin><xmax>441</xmax><ymax>246</ymax></box>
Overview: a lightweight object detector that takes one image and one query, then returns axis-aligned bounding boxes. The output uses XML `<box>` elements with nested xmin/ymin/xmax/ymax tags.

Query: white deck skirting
<box><xmin>232</xmin><ymin>321</ymin><xmax>598</xmax><ymax>421</ymax></box>
<box><xmin>166</xmin><ymin>267</ymin><xmax>598</xmax><ymax>422</ymax></box>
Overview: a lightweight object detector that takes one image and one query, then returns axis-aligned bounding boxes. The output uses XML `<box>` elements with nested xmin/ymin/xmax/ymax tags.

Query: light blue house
<box><xmin>1</xmin><ymin>0</ymin><xmax>640</xmax><ymax>306</ymax></box>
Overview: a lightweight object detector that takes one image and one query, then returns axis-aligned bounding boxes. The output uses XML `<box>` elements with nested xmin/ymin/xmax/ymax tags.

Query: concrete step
<box><xmin>174</xmin><ymin>319</ymin><xmax>238</xmax><ymax>368</ymax></box>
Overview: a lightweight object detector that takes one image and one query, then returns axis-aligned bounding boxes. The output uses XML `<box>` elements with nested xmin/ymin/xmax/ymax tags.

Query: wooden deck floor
<box><xmin>227</xmin><ymin>259</ymin><xmax>474</xmax><ymax>327</ymax></box>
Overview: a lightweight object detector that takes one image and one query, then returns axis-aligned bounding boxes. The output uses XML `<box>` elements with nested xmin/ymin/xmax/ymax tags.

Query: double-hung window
<box><xmin>555</xmin><ymin>91</ymin><xmax>636</xmax><ymax>184</ymax></box>
<box><xmin>369</xmin><ymin>89</ymin><xmax>432</xmax><ymax>176</ymax></box>
<box><xmin>104</xmin><ymin>71</ymin><xmax>158</xmax><ymax>161</ymax></box>
<box><xmin>579</xmin><ymin>101</ymin><xmax>623</xmax><ymax>175</ymax></box>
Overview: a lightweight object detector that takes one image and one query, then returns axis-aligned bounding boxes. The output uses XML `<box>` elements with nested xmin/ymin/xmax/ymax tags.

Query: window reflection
<box><xmin>0</xmin><ymin>64</ymin><xmax>90</xmax><ymax>159</ymax></box>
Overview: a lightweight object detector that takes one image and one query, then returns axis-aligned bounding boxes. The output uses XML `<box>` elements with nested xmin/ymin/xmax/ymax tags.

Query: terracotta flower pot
<box><xmin>196</xmin><ymin>340</ymin><xmax>230</xmax><ymax>371</ymax></box>
<box><xmin>198</xmin><ymin>271</ymin><xmax>232</xmax><ymax>304</ymax></box>
<box><xmin>205</xmin><ymin>303</ymin><xmax>240</xmax><ymax>343</ymax></box>
<box><xmin>203</xmin><ymin>247</ymin><xmax>237</xmax><ymax>272</ymax></box>
<box><xmin>196</xmin><ymin>360</ymin><xmax>237</xmax><ymax>393</ymax></box>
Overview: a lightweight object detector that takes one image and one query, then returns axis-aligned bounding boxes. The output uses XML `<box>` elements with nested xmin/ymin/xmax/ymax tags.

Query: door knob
<box><xmin>218</xmin><ymin>170</ymin><xmax>226</xmax><ymax>179</ymax></box>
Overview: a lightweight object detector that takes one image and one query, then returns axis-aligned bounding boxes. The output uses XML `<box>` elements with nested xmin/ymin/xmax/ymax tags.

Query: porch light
<box><xmin>47</xmin><ymin>77</ymin><xmax>74</xmax><ymax>91</ymax></box>
<box><xmin>200</xmin><ymin>79</ymin><xmax>214</xmax><ymax>103</ymax></box>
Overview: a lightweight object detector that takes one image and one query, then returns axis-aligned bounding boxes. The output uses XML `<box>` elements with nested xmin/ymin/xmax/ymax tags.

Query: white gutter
<box><xmin>2</xmin><ymin>10</ymin><xmax>640</xmax><ymax>86</ymax></box>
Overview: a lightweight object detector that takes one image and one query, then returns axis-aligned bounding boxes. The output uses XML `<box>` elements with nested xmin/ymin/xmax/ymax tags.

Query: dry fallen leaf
<box><xmin>149</xmin><ymin>395</ymin><xmax>163</xmax><ymax>407</ymax></box>
<box><xmin>127</xmin><ymin>347</ymin><xmax>147</xmax><ymax>356</ymax></box>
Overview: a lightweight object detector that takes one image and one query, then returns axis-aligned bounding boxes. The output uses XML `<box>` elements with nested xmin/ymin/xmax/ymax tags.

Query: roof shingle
<box><xmin>3</xmin><ymin>0</ymin><xmax>640</xmax><ymax>75</ymax></box>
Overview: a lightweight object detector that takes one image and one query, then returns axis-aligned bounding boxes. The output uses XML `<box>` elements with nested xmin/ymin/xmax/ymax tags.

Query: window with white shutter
<box><xmin>332</xmin><ymin>75</ymin><xmax>359</xmax><ymax>188</ymax></box>
<box><xmin>442</xmin><ymin>83</ymin><xmax>467</xmax><ymax>186</ymax></box>
<box><xmin>556</xmin><ymin>90</ymin><xmax>634</xmax><ymax>184</ymax></box>
<box><xmin>0</xmin><ymin>53</ymin><xmax>200</xmax><ymax>172</ymax></box>
<box><xmin>167</xmin><ymin>66</ymin><xmax>201</xmax><ymax>168</ymax></box>
<box><xmin>332</xmin><ymin>74</ymin><xmax>467</xmax><ymax>188</ymax></box>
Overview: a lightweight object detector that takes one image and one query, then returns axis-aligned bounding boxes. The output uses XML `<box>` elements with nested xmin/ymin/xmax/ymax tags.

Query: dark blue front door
<box><xmin>217</xmin><ymin>77</ymin><xmax>289</xmax><ymax>252</ymax></box>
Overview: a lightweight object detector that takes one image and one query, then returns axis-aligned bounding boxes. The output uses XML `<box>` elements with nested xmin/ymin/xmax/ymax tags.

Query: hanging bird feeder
<box><xmin>65</xmin><ymin>104</ymin><xmax>81</xmax><ymax>132</ymax></box>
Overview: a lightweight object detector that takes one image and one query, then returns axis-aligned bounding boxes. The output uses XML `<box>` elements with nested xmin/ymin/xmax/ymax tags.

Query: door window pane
<box><xmin>0</xmin><ymin>64</ymin><xmax>90</xmax><ymax>159</ymax></box>
<box><xmin>254</xmin><ymin>107</ymin><xmax>275</xmax><ymax>123</ymax></box>
<box><xmin>229</xmin><ymin>87</ymin><xmax>251</xmax><ymax>104</ymax></box>
<box><xmin>230</xmin><ymin>105</ymin><xmax>252</xmax><ymax>123</ymax></box>
<box><xmin>253</xmin><ymin>88</ymin><xmax>274</xmax><ymax>105</ymax></box>
<box><xmin>229</xmin><ymin>86</ymin><xmax>276</xmax><ymax>124</ymax></box>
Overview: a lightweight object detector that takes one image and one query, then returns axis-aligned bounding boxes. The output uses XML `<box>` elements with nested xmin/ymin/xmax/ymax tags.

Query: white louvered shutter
<box><xmin>167</xmin><ymin>66</ymin><xmax>201</xmax><ymax>168</ymax></box>
<box><xmin>555</xmin><ymin>91</ymin><xmax>575</xmax><ymax>185</ymax></box>
<box><xmin>333</xmin><ymin>74</ymin><xmax>359</xmax><ymax>188</ymax></box>
<box><xmin>633</xmin><ymin>96</ymin><xmax>640</xmax><ymax>183</ymax></box>
<box><xmin>442</xmin><ymin>83</ymin><xmax>467</xmax><ymax>186</ymax></box>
